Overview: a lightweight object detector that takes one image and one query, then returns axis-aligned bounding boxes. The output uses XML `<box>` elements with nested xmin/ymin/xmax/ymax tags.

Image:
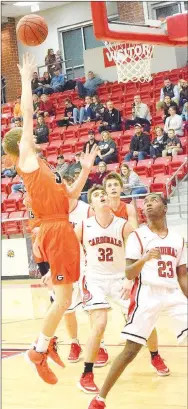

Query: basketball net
<box><xmin>104</xmin><ymin>42</ymin><xmax>154</xmax><ymax>83</ymax></box>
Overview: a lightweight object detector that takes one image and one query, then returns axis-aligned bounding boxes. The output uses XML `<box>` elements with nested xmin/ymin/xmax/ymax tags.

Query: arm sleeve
<box><xmin>128</xmin><ymin>172</ymin><xmax>140</xmax><ymax>188</ymax></box>
<box><xmin>125</xmin><ymin>232</ymin><xmax>142</xmax><ymax>260</ymax></box>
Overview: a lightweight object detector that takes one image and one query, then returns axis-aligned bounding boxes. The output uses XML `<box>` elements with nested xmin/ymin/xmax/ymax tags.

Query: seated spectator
<box><xmin>45</xmin><ymin>48</ymin><xmax>61</xmax><ymax>77</ymax></box>
<box><xmin>124</xmin><ymin>124</ymin><xmax>150</xmax><ymax>162</ymax></box>
<box><xmin>120</xmin><ymin>163</ymin><xmax>148</xmax><ymax>196</ymax></box>
<box><xmin>91</xmin><ymin>161</ymin><xmax>109</xmax><ymax>185</ymax></box>
<box><xmin>91</xmin><ymin>95</ymin><xmax>104</xmax><ymax>120</ymax></box>
<box><xmin>164</xmin><ymin>106</ymin><xmax>183</xmax><ymax>136</ymax></box>
<box><xmin>43</xmin><ymin>69</ymin><xmax>65</xmax><ymax>94</ymax></box>
<box><xmin>95</xmin><ymin>131</ymin><xmax>118</xmax><ymax>165</ymax></box>
<box><xmin>77</xmin><ymin>71</ymin><xmax>104</xmax><ymax>98</ymax></box>
<box><xmin>12</xmin><ymin>96</ymin><xmax>22</xmax><ymax>122</ymax></box>
<box><xmin>40</xmin><ymin>71</ymin><xmax>52</xmax><ymax>93</ymax></box>
<box><xmin>125</xmin><ymin>95</ymin><xmax>151</xmax><ymax>131</ymax></box>
<box><xmin>157</xmin><ymin>95</ymin><xmax>179</xmax><ymax>122</ymax></box>
<box><xmin>11</xmin><ymin>178</ymin><xmax>25</xmax><ymax>194</ymax></box>
<box><xmin>98</xmin><ymin>100</ymin><xmax>121</xmax><ymax>133</ymax></box>
<box><xmin>162</xmin><ymin>129</ymin><xmax>183</xmax><ymax>157</ymax></box>
<box><xmin>182</xmin><ymin>102</ymin><xmax>188</xmax><ymax>121</ymax></box>
<box><xmin>179</xmin><ymin>80</ymin><xmax>188</xmax><ymax>108</ymax></box>
<box><xmin>57</xmin><ymin>99</ymin><xmax>80</xmax><ymax>126</ymax></box>
<box><xmin>2</xmin><ymin>163</ymin><xmax>16</xmax><ymax>178</ymax></box>
<box><xmin>56</xmin><ymin>155</ymin><xmax>69</xmax><ymax>179</ymax></box>
<box><xmin>31</xmin><ymin>72</ymin><xmax>43</xmax><ymax>96</ymax></box>
<box><xmin>33</xmin><ymin>94</ymin><xmax>40</xmax><ymax>119</ymax></box>
<box><xmin>66</xmin><ymin>152</ymin><xmax>82</xmax><ymax>176</ymax></box>
<box><xmin>83</xmin><ymin>130</ymin><xmax>99</xmax><ymax>153</ymax></box>
<box><xmin>150</xmin><ymin>126</ymin><xmax>168</xmax><ymax>158</ymax></box>
<box><xmin>160</xmin><ymin>77</ymin><xmax>179</xmax><ymax>104</ymax></box>
<box><xmin>74</xmin><ymin>168</ymin><xmax>91</xmax><ymax>203</ymax></box>
<box><xmin>79</xmin><ymin>96</ymin><xmax>95</xmax><ymax>124</ymax></box>
<box><xmin>14</xmin><ymin>118</ymin><xmax>22</xmax><ymax>127</ymax></box>
<box><xmin>34</xmin><ymin>116</ymin><xmax>49</xmax><ymax>144</ymax></box>
<box><xmin>38</xmin><ymin>94</ymin><xmax>54</xmax><ymax>117</ymax></box>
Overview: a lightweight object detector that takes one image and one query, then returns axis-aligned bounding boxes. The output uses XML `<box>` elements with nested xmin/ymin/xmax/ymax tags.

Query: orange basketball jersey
<box><xmin>112</xmin><ymin>200</ymin><xmax>128</xmax><ymax>220</ymax></box>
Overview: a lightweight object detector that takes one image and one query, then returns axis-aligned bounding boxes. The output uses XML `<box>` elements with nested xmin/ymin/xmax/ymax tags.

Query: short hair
<box><xmin>103</xmin><ymin>172</ymin><xmax>123</xmax><ymax>189</ymax></box>
<box><xmin>144</xmin><ymin>193</ymin><xmax>167</xmax><ymax>206</ymax></box>
<box><xmin>87</xmin><ymin>184</ymin><xmax>106</xmax><ymax>204</ymax></box>
<box><xmin>62</xmin><ymin>174</ymin><xmax>74</xmax><ymax>184</ymax></box>
<box><xmin>168</xmin><ymin>128</ymin><xmax>175</xmax><ymax>133</ymax></box>
<box><xmin>65</xmin><ymin>98</ymin><xmax>71</xmax><ymax>104</ymax></box>
<box><xmin>3</xmin><ymin>128</ymin><xmax>22</xmax><ymax>157</ymax></box>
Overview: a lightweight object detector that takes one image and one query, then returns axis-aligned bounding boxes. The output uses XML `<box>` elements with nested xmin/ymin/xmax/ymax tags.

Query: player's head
<box><xmin>103</xmin><ymin>172</ymin><xmax>123</xmax><ymax>199</ymax></box>
<box><xmin>3</xmin><ymin>128</ymin><xmax>22</xmax><ymax>158</ymax></box>
<box><xmin>87</xmin><ymin>184</ymin><xmax>109</xmax><ymax>211</ymax></box>
<box><xmin>143</xmin><ymin>193</ymin><xmax>167</xmax><ymax>221</ymax></box>
<box><xmin>62</xmin><ymin>174</ymin><xmax>74</xmax><ymax>187</ymax></box>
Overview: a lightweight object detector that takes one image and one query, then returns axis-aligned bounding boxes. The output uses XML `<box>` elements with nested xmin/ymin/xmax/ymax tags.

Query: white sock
<box><xmin>48</xmin><ymin>290</ymin><xmax>55</xmax><ymax>300</ymax></box>
<box><xmin>100</xmin><ymin>340</ymin><xmax>105</xmax><ymax>348</ymax></box>
<box><xmin>71</xmin><ymin>338</ymin><xmax>79</xmax><ymax>345</ymax></box>
<box><xmin>36</xmin><ymin>333</ymin><xmax>51</xmax><ymax>353</ymax></box>
<box><xmin>96</xmin><ymin>395</ymin><xmax>105</xmax><ymax>403</ymax></box>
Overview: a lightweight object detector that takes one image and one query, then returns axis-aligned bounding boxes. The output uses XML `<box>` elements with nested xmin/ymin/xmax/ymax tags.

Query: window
<box><xmin>147</xmin><ymin>2</ymin><xmax>182</xmax><ymax>20</ymax></box>
<box><xmin>83</xmin><ymin>25</ymin><xmax>103</xmax><ymax>50</ymax></box>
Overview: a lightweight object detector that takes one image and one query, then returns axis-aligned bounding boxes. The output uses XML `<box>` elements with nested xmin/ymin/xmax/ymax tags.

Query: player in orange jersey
<box><xmin>3</xmin><ymin>53</ymin><xmax>98</xmax><ymax>385</ymax></box>
<box><xmin>103</xmin><ymin>172</ymin><xmax>170</xmax><ymax>376</ymax></box>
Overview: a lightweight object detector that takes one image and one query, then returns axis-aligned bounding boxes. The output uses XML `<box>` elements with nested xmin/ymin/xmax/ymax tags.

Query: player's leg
<box><xmin>89</xmin><ymin>312</ymin><xmax>108</xmax><ymax>368</ymax></box>
<box><xmin>147</xmin><ymin>328</ymin><xmax>170</xmax><ymax>376</ymax></box>
<box><xmin>166</xmin><ymin>288</ymin><xmax>188</xmax><ymax>345</ymax></box>
<box><xmin>78</xmin><ymin>308</ymin><xmax>108</xmax><ymax>394</ymax></box>
<box><xmin>64</xmin><ymin>281</ymin><xmax>83</xmax><ymax>362</ymax></box>
<box><xmin>39</xmin><ymin>262</ymin><xmax>55</xmax><ymax>302</ymax></box>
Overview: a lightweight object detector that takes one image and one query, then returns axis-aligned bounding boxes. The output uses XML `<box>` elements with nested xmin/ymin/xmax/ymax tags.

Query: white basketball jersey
<box><xmin>126</xmin><ymin>225</ymin><xmax>186</xmax><ymax>288</ymax></box>
<box><xmin>83</xmin><ymin>215</ymin><xmax>127</xmax><ymax>278</ymax></box>
<box><xmin>69</xmin><ymin>200</ymin><xmax>90</xmax><ymax>228</ymax></box>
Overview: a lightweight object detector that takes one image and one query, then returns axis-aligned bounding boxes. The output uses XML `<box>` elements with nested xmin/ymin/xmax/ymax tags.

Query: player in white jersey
<box><xmin>89</xmin><ymin>193</ymin><xmax>187</xmax><ymax>409</ymax></box>
<box><xmin>74</xmin><ymin>184</ymin><xmax>133</xmax><ymax>394</ymax></box>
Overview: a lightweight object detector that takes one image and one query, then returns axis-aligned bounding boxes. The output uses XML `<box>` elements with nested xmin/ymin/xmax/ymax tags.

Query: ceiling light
<box><xmin>13</xmin><ymin>2</ymin><xmax>39</xmax><ymax>6</ymax></box>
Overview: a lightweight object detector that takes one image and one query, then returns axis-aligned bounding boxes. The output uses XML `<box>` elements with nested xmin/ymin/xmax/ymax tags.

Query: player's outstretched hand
<box><xmin>80</xmin><ymin>143</ymin><xmax>99</xmax><ymax>171</ymax></box>
<box><xmin>17</xmin><ymin>52</ymin><xmax>36</xmax><ymax>81</ymax></box>
<box><xmin>144</xmin><ymin>248</ymin><xmax>161</xmax><ymax>262</ymax></box>
<box><xmin>120</xmin><ymin>278</ymin><xmax>132</xmax><ymax>300</ymax></box>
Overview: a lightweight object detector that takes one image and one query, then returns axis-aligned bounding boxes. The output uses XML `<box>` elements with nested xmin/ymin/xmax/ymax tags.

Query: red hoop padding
<box><xmin>91</xmin><ymin>2</ymin><xmax>188</xmax><ymax>47</ymax></box>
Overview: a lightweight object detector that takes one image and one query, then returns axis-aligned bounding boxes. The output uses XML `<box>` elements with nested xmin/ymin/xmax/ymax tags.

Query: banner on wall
<box><xmin>103</xmin><ymin>44</ymin><xmax>154</xmax><ymax>68</ymax></box>
<box><xmin>2</xmin><ymin>238</ymin><xmax>29</xmax><ymax>277</ymax></box>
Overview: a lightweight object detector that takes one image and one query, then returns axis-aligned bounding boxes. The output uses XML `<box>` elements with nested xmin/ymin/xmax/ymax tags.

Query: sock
<box><xmin>100</xmin><ymin>340</ymin><xmax>105</xmax><ymax>348</ymax></box>
<box><xmin>150</xmin><ymin>350</ymin><xmax>158</xmax><ymax>359</ymax></box>
<box><xmin>71</xmin><ymin>338</ymin><xmax>79</xmax><ymax>345</ymax></box>
<box><xmin>96</xmin><ymin>395</ymin><xmax>105</xmax><ymax>403</ymax></box>
<box><xmin>48</xmin><ymin>290</ymin><xmax>55</xmax><ymax>300</ymax></box>
<box><xmin>84</xmin><ymin>362</ymin><xmax>94</xmax><ymax>374</ymax></box>
<box><xmin>36</xmin><ymin>333</ymin><xmax>51</xmax><ymax>353</ymax></box>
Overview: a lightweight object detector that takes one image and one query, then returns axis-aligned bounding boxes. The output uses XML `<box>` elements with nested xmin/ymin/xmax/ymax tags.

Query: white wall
<box><xmin>16</xmin><ymin>1</ymin><xmax>118</xmax><ymax>67</ymax></box>
<box><xmin>83</xmin><ymin>45</ymin><xmax>187</xmax><ymax>82</ymax></box>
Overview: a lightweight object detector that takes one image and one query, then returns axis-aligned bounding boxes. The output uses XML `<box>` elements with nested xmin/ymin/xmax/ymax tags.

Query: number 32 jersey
<box><xmin>125</xmin><ymin>225</ymin><xmax>186</xmax><ymax>288</ymax></box>
<box><xmin>82</xmin><ymin>215</ymin><xmax>127</xmax><ymax>278</ymax></box>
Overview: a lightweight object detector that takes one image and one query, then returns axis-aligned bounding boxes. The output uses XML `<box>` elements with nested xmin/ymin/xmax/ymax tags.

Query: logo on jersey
<box><xmin>156</xmin><ymin>247</ymin><xmax>177</xmax><ymax>257</ymax></box>
<box><xmin>57</xmin><ymin>275</ymin><xmax>64</xmax><ymax>281</ymax></box>
<box><xmin>89</xmin><ymin>236</ymin><xmax>123</xmax><ymax>247</ymax></box>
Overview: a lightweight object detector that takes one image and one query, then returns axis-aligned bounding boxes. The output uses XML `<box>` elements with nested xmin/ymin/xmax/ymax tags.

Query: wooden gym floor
<box><xmin>2</xmin><ymin>279</ymin><xmax>187</xmax><ymax>409</ymax></box>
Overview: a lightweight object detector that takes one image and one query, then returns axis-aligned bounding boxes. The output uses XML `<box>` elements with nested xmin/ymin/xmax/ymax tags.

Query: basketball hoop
<box><xmin>104</xmin><ymin>41</ymin><xmax>154</xmax><ymax>83</ymax></box>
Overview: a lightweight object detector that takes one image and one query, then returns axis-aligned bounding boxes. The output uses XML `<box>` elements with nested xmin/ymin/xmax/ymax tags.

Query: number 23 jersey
<box><xmin>82</xmin><ymin>215</ymin><xmax>127</xmax><ymax>278</ymax></box>
<box><xmin>125</xmin><ymin>225</ymin><xmax>186</xmax><ymax>288</ymax></box>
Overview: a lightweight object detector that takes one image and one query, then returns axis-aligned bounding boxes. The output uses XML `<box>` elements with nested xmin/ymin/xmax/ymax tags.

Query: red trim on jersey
<box><xmin>95</xmin><ymin>215</ymin><xmax>115</xmax><ymax>229</ymax></box>
<box><xmin>122</xmin><ymin>221</ymin><xmax>127</xmax><ymax>241</ymax></box>
<box><xmin>87</xmin><ymin>206</ymin><xmax>90</xmax><ymax>219</ymax></box>
<box><xmin>69</xmin><ymin>200</ymin><xmax>78</xmax><ymax>214</ymax></box>
<box><xmin>81</xmin><ymin>221</ymin><xmax>83</xmax><ymax>245</ymax></box>
<box><xmin>128</xmin><ymin>277</ymin><xmax>140</xmax><ymax>318</ymax></box>
<box><xmin>134</xmin><ymin>231</ymin><xmax>143</xmax><ymax>255</ymax></box>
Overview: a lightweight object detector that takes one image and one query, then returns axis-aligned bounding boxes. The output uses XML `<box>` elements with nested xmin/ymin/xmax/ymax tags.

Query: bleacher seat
<box><xmin>151</xmin><ymin>162</ymin><xmax>167</xmax><ymax>177</ymax></box>
<box><xmin>1</xmin><ymin>178</ymin><xmax>11</xmax><ymax>194</ymax></box>
<box><xmin>107</xmin><ymin>163</ymin><xmax>120</xmax><ymax>172</ymax></box>
<box><xmin>134</xmin><ymin>165</ymin><xmax>149</xmax><ymax>177</ymax></box>
<box><xmin>150</xmin><ymin>183</ymin><xmax>167</xmax><ymax>198</ymax></box>
<box><xmin>168</xmin><ymin>161</ymin><xmax>187</xmax><ymax>179</ymax></box>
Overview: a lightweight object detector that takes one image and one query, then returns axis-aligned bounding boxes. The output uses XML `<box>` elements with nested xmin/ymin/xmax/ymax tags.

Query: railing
<box><xmin>37</xmin><ymin>58</ymin><xmax>74</xmax><ymax>79</ymax></box>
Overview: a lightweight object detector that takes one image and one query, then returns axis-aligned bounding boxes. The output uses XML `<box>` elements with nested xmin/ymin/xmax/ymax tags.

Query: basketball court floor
<box><xmin>2</xmin><ymin>279</ymin><xmax>187</xmax><ymax>409</ymax></box>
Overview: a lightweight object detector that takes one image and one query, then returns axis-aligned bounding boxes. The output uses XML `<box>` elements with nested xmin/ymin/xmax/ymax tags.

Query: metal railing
<box><xmin>37</xmin><ymin>58</ymin><xmax>75</xmax><ymax>79</ymax></box>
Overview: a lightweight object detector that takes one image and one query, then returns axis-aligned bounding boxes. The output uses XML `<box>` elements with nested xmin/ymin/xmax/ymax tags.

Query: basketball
<box><xmin>16</xmin><ymin>14</ymin><xmax>48</xmax><ymax>46</ymax></box>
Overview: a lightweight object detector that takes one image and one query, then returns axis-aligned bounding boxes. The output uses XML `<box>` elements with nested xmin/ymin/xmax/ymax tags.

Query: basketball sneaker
<box><xmin>47</xmin><ymin>336</ymin><xmax>65</xmax><ymax>367</ymax></box>
<box><xmin>151</xmin><ymin>354</ymin><xmax>170</xmax><ymax>376</ymax></box>
<box><xmin>88</xmin><ymin>397</ymin><xmax>106</xmax><ymax>409</ymax></box>
<box><xmin>78</xmin><ymin>373</ymin><xmax>99</xmax><ymax>394</ymax></box>
<box><xmin>26</xmin><ymin>349</ymin><xmax>58</xmax><ymax>384</ymax></box>
<box><xmin>94</xmin><ymin>347</ymin><xmax>109</xmax><ymax>368</ymax></box>
<box><xmin>68</xmin><ymin>342</ymin><xmax>82</xmax><ymax>363</ymax></box>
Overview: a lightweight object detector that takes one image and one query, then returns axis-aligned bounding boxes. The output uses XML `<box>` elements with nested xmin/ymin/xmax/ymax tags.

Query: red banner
<box><xmin>103</xmin><ymin>44</ymin><xmax>153</xmax><ymax>68</ymax></box>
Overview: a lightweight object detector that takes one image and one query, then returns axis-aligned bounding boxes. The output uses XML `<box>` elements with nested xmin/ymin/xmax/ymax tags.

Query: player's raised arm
<box><xmin>17</xmin><ymin>53</ymin><xmax>39</xmax><ymax>172</ymax></box>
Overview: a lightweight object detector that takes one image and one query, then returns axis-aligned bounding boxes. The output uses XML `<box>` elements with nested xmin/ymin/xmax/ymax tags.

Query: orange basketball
<box><xmin>16</xmin><ymin>14</ymin><xmax>48</xmax><ymax>46</ymax></box>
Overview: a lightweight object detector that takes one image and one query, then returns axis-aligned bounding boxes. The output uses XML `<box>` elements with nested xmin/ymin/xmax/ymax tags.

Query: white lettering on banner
<box><xmin>103</xmin><ymin>44</ymin><xmax>153</xmax><ymax>68</ymax></box>
<box><xmin>2</xmin><ymin>238</ymin><xmax>29</xmax><ymax>277</ymax></box>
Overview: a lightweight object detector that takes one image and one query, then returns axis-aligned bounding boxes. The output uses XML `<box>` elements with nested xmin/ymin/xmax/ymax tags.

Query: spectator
<box><xmin>39</xmin><ymin>94</ymin><xmax>54</xmax><ymax>117</ymax></box>
<box><xmin>150</xmin><ymin>126</ymin><xmax>168</xmax><ymax>158</ymax></box>
<box><xmin>66</xmin><ymin>152</ymin><xmax>82</xmax><ymax>176</ymax></box>
<box><xmin>182</xmin><ymin>102</ymin><xmax>188</xmax><ymax>121</ymax></box>
<box><xmin>157</xmin><ymin>95</ymin><xmax>179</xmax><ymax>122</ymax></box>
<box><xmin>91</xmin><ymin>95</ymin><xmax>104</xmax><ymax>120</ymax></box>
<box><xmin>56</xmin><ymin>155</ymin><xmax>69</xmax><ymax>179</ymax></box>
<box><xmin>91</xmin><ymin>161</ymin><xmax>109</xmax><ymax>185</ymax></box>
<box><xmin>79</xmin><ymin>96</ymin><xmax>95</xmax><ymax>124</ymax></box>
<box><xmin>162</xmin><ymin>129</ymin><xmax>183</xmax><ymax>157</ymax></box>
<box><xmin>95</xmin><ymin>131</ymin><xmax>118</xmax><ymax>165</ymax></box>
<box><xmin>64</xmin><ymin>99</ymin><xmax>79</xmax><ymax>125</ymax></box>
<box><xmin>124</xmin><ymin>123</ymin><xmax>150</xmax><ymax>162</ymax></box>
<box><xmin>83</xmin><ymin>130</ymin><xmax>99</xmax><ymax>153</ymax></box>
<box><xmin>14</xmin><ymin>119</ymin><xmax>22</xmax><ymax>127</ymax></box>
<box><xmin>164</xmin><ymin>106</ymin><xmax>184</xmax><ymax>136</ymax></box>
<box><xmin>120</xmin><ymin>163</ymin><xmax>148</xmax><ymax>196</ymax></box>
<box><xmin>11</xmin><ymin>178</ymin><xmax>25</xmax><ymax>194</ymax></box>
<box><xmin>40</xmin><ymin>71</ymin><xmax>52</xmax><ymax>93</ymax></box>
<box><xmin>179</xmin><ymin>80</ymin><xmax>188</xmax><ymax>108</ymax></box>
<box><xmin>34</xmin><ymin>116</ymin><xmax>49</xmax><ymax>144</ymax></box>
<box><xmin>77</xmin><ymin>71</ymin><xmax>104</xmax><ymax>98</ymax></box>
<box><xmin>43</xmin><ymin>69</ymin><xmax>65</xmax><ymax>95</ymax></box>
<box><xmin>160</xmin><ymin>77</ymin><xmax>179</xmax><ymax>103</ymax></box>
<box><xmin>125</xmin><ymin>95</ymin><xmax>151</xmax><ymax>131</ymax></box>
<box><xmin>45</xmin><ymin>48</ymin><xmax>61</xmax><ymax>77</ymax></box>
<box><xmin>31</xmin><ymin>72</ymin><xmax>43</xmax><ymax>96</ymax></box>
<box><xmin>99</xmin><ymin>100</ymin><xmax>121</xmax><ymax>133</ymax></box>
<box><xmin>33</xmin><ymin>94</ymin><xmax>40</xmax><ymax>119</ymax></box>
<box><xmin>74</xmin><ymin>168</ymin><xmax>91</xmax><ymax>203</ymax></box>
<box><xmin>2</xmin><ymin>164</ymin><xmax>16</xmax><ymax>178</ymax></box>
<box><xmin>12</xmin><ymin>96</ymin><xmax>22</xmax><ymax>122</ymax></box>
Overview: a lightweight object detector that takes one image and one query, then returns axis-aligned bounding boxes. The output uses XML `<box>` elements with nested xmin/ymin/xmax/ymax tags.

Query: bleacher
<box><xmin>1</xmin><ymin>66</ymin><xmax>188</xmax><ymax>236</ymax></box>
